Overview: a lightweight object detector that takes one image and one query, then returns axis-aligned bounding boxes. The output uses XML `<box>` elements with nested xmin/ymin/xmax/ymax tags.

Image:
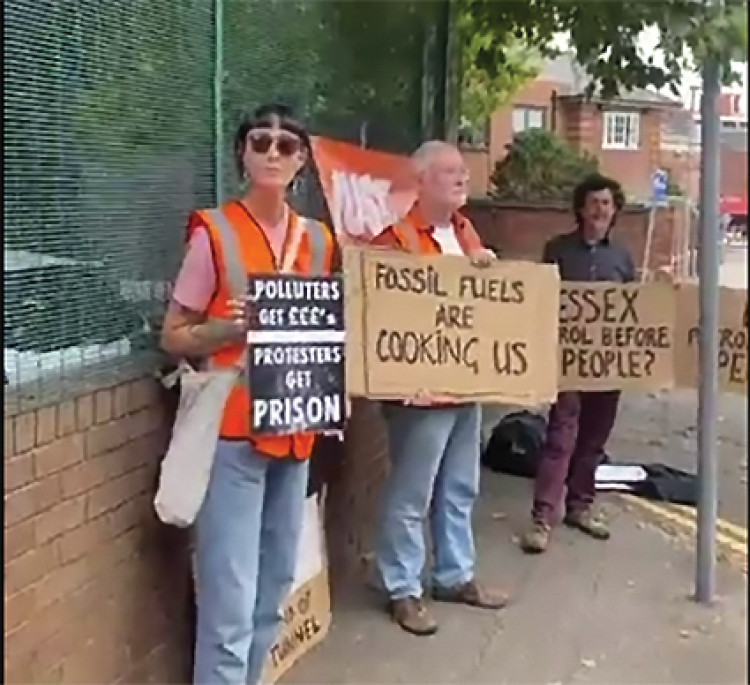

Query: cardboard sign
<box><xmin>344</xmin><ymin>248</ymin><xmax>560</xmax><ymax>405</ymax></box>
<box><xmin>247</xmin><ymin>275</ymin><xmax>346</xmax><ymax>434</ymax></box>
<box><xmin>557</xmin><ymin>282</ymin><xmax>677</xmax><ymax>391</ymax></box>
<box><xmin>674</xmin><ymin>284</ymin><xmax>747</xmax><ymax>394</ymax></box>
<box><xmin>311</xmin><ymin>136</ymin><xmax>416</xmax><ymax>244</ymax></box>
<box><xmin>262</xmin><ymin>495</ymin><xmax>331</xmax><ymax>684</ymax></box>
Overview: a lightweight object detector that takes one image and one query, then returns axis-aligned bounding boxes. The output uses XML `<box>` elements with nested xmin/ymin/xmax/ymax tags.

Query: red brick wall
<box><xmin>3</xmin><ymin>375</ymin><xmax>395</xmax><ymax>681</ymax></box>
<box><xmin>323</xmin><ymin>399</ymin><xmax>389</xmax><ymax>579</ymax></box>
<box><xmin>464</xmin><ymin>200</ymin><xmax>682</xmax><ymax>274</ymax></box>
<box><xmin>721</xmin><ymin>145</ymin><xmax>749</xmax><ymax>200</ymax></box>
<box><xmin>4</xmin><ymin>378</ymin><xmax>192</xmax><ymax>684</ymax></box>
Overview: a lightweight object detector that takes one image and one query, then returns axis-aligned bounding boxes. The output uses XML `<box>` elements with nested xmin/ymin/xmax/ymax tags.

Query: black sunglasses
<box><xmin>247</xmin><ymin>131</ymin><xmax>302</xmax><ymax>157</ymax></box>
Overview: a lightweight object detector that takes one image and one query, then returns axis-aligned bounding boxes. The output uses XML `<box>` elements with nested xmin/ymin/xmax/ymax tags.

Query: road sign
<box><xmin>651</xmin><ymin>169</ymin><xmax>668</xmax><ymax>207</ymax></box>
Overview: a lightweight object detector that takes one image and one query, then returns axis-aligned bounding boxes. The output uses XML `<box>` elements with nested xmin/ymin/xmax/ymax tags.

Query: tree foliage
<box><xmin>458</xmin><ymin>7</ymin><xmax>542</xmax><ymax>132</ymax></box>
<box><xmin>491</xmin><ymin>130</ymin><xmax>599</xmax><ymax>202</ymax></box>
<box><xmin>463</xmin><ymin>0</ymin><xmax>748</xmax><ymax>99</ymax></box>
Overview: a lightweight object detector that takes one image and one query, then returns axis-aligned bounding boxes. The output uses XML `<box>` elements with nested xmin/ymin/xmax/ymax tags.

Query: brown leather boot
<box><xmin>432</xmin><ymin>579</ymin><xmax>509</xmax><ymax>610</ymax></box>
<box><xmin>388</xmin><ymin>596</ymin><xmax>438</xmax><ymax>636</ymax></box>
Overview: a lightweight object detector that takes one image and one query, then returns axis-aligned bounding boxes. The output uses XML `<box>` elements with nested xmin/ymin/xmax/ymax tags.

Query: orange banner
<box><xmin>311</xmin><ymin>136</ymin><xmax>415</xmax><ymax>244</ymax></box>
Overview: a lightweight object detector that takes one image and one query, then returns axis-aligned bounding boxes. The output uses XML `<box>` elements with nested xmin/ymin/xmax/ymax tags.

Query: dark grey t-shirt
<box><xmin>542</xmin><ymin>230</ymin><xmax>636</xmax><ymax>283</ymax></box>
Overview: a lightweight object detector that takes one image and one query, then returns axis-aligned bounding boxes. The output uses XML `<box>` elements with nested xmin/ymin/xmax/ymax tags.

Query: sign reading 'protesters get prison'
<box><xmin>247</xmin><ymin>275</ymin><xmax>345</xmax><ymax>435</ymax></box>
<box><xmin>344</xmin><ymin>248</ymin><xmax>560</xmax><ymax>405</ymax></box>
<box><xmin>557</xmin><ymin>282</ymin><xmax>676</xmax><ymax>392</ymax></box>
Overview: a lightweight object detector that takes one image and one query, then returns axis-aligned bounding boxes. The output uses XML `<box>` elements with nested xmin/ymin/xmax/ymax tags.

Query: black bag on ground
<box><xmin>481</xmin><ymin>411</ymin><xmax>548</xmax><ymax>479</ymax></box>
<box><xmin>483</xmin><ymin>410</ymin><xmax>611</xmax><ymax>479</ymax></box>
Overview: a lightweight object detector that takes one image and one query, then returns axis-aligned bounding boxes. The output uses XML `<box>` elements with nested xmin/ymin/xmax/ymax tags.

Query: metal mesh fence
<box><xmin>4</xmin><ymin>0</ymin><xmax>449</xmax><ymax>410</ymax></box>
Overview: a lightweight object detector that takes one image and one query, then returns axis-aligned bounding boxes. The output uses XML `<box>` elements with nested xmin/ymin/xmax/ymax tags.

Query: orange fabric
<box><xmin>310</xmin><ymin>136</ymin><xmax>417</xmax><ymax>244</ymax></box>
<box><xmin>198</xmin><ymin>200</ymin><xmax>334</xmax><ymax>460</ymax></box>
<box><xmin>371</xmin><ymin>203</ymin><xmax>483</xmax><ymax>255</ymax></box>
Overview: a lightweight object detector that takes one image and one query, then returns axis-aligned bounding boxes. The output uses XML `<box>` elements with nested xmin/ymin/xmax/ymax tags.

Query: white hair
<box><xmin>411</xmin><ymin>140</ymin><xmax>459</xmax><ymax>174</ymax></box>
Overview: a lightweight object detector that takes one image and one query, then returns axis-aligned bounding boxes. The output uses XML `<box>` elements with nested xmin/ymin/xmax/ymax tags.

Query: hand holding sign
<box><xmin>228</xmin><ymin>297</ymin><xmax>252</xmax><ymax>338</ymax></box>
<box><xmin>196</xmin><ymin>297</ymin><xmax>252</xmax><ymax>346</ymax></box>
<box><xmin>469</xmin><ymin>248</ymin><xmax>495</xmax><ymax>269</ymax></box>
<box><xmin>404</xmin><ymin>388</ymin><xmax>455</xmax><ymax>406</ymax></box>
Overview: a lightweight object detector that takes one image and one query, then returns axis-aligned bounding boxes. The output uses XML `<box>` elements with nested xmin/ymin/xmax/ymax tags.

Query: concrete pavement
<box><xmin>282</xmin><ymin>473</ymin><xmax>747</xmax><ymax>685</ymax></box>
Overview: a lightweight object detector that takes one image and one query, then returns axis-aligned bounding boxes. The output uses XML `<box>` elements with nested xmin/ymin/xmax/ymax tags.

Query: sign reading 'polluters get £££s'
<box><xmin>247</xmin><ymin>275</ymin><xmax>346</xmax><ymax>435</ymax></box>
<box><xmin>344</xmin><ymin>247</ymin><xmax>561</xmax><ymax>406</ymax></box>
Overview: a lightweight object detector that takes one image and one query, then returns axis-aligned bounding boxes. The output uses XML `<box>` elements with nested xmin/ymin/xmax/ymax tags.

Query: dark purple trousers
<box><xmin>532</xmin><ymin>391</ymin><xmax>620</xmax><ymax>525</ymax></box>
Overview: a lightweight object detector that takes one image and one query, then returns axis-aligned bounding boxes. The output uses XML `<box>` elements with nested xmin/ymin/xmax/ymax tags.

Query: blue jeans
<box><xmin>193</xmin><ymin>440</ymin><xmax>309</xmax><ymax>685</ymax></box>
<box><xmin>376</xmin><ymin>403</ymin><xmax>481</xmax><ymax>600</ymax></box>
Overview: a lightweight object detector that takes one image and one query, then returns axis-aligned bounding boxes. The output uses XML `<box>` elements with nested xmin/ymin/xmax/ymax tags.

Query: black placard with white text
<box><xmin>247</xmin><ymin>275</ymin><xmax>345</xmax><ymax>435</ymax></box>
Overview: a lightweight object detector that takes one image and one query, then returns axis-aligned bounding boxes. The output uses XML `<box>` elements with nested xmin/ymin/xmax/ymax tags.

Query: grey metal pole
<box><xmin>695</xmin><ymin>50</ymin><xmax>722</xmax><ymax>604</ymax></box>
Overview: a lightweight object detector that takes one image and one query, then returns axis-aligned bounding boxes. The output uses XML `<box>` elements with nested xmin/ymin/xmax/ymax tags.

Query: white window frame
<box><xmin>512</xmin><ymin>106</ymin><xmax>546</xmax><ymax>134</ymax></box>
<box><xmin>602</xmin><ymin>111</ymin><xmax>641</xmax><ymax>150</ymax></box>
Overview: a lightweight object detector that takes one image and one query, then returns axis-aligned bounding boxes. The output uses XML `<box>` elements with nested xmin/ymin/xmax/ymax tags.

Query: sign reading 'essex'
<box><xmin>557</xmin><ymin>282</ymin><xmax>676</xmax><ymax>391</ymax></box>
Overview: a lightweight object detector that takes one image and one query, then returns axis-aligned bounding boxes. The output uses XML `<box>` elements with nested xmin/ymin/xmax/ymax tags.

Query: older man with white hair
<box><xmin>370</xmin><ymin>140</ymin><xmax>508</xmax><ymax>636</ymax></box>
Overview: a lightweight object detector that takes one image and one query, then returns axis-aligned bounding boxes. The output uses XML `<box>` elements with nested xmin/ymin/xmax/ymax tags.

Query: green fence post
<box><xmin>214</xmin><ymin>0</ymin><xmax>225</xmax><ymax>205</ymax></box>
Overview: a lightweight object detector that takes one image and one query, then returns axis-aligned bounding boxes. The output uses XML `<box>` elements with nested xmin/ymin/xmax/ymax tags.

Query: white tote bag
<box><xmin>154</xmin><ymin>209</ymin><xmax>307</xmax><ymax>527</ymax></box>
<box><xmin>154</xmin><ymin>365</ymin><xmax>240</xmax><ymax>526</ymax></box>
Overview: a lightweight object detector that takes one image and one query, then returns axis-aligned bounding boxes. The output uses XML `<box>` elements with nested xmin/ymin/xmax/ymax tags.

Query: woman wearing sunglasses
<box><xmin>161</xmin><ymin>103</ymin><xmax>336</xmax><ymax>685</ymax></box>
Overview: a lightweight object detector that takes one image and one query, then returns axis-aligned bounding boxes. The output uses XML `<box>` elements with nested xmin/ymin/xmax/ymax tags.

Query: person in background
<box><xmin>161</xmin><ymin>104</ymin><xmax>336</xmax><ymax>685</ymax></box>
<box><xmin>521</xmin><ymin>173</ymin><xmax>635</xmax><ymax>554</ymax></box>
<box><xmin>371</xmin><ymin>141</ymin><xmax>509</xmax><ymax>637</ymax></box>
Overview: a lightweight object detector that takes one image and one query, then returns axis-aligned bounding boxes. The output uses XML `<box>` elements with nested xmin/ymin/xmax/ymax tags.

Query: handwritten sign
<box><xmin>557</xmin><ymin>283</ymin><xmax>676</xmax><ymax>391</ymax></box>
<box><xmin>344</xmin><ymin>248</ymin><xmax>560</xmax><ymax>405</ymax></box>
<box><xmin>674</xmin><ymin>284</ymin><xmax>747</xmax><ymax>395</ymax></box>
<box><xmin>262</xmin><ymin>496</ymin><xmax>331</xmax><ymax>684</ymax></box>
<box><xmin>247</xmin><ymin>275</ymin><xmax>345</xmax><ymax>434</ymax></box>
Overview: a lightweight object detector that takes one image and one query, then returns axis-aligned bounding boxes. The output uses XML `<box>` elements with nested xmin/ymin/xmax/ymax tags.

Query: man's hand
<box><xmin>405</xmin><ymin>389</ymin><xmax>453</xmax><ymax>406</ymax></box>
<box><xmin>469</xmin><ymin>248</ymin><xmax>495</xmax><ymax>269</ymax></box>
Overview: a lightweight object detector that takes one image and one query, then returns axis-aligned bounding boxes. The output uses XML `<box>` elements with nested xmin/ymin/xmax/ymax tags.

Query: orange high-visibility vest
<box><xmin>372</xmin><ymin>204</ymin><xmax>484</xmax><ymax>255</ymax></box>
<box><xmin>194</xmin><ymin>200</ymin><xmax>335</xmax><ymax>460</ymax></box>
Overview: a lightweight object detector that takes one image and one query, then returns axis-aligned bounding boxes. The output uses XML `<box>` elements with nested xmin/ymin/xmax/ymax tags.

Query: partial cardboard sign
<box><xmin>344</xmin><ymin>247</ymin><xmax>560</xmax><ymax>406</ymax></box>
<box><xmin>262</xmin><ymin>495</ymin><xmax>331</xmax><ymax>684</ymax></box>
<box><xmin>557</xmin><ymin>282</ymin><xmax>677</xmax><ymax>392</ymax></box>
<box><xmin>674</xmin><ymin>284</ymin><xmax>747</xmax><ymax>395</ymax></box>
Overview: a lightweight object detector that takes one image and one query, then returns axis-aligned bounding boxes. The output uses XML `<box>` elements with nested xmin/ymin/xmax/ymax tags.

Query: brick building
<box><xmin>461</xmin><ymin>54</ymin><xmax>694</xmax><ymax>202</ymax></box>
<box><xmin>690</xmin><ymin>88</ymin><xmax>749</xmax><ymax>216</ymax></box>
